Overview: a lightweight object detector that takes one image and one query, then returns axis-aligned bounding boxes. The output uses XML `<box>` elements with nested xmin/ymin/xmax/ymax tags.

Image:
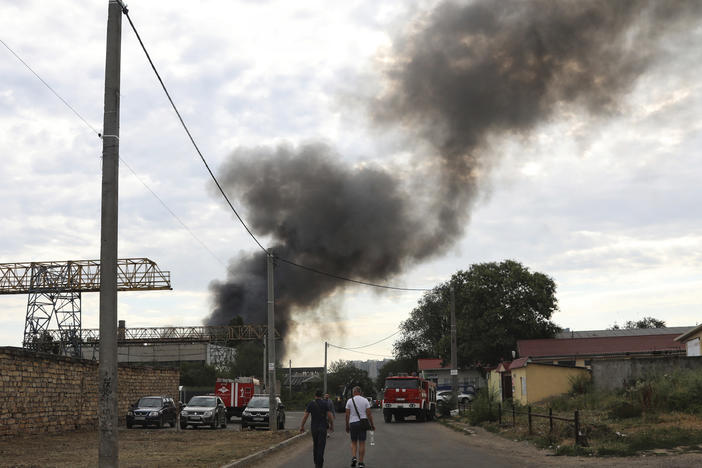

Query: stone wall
<box><xmin>591</xmin><ymin>355</ymin><xmax>702</xmax><ymax>391</ymax></box>
<box><xmin>0</xmin><ymin>346</ymin><xmax>179</xmax><ymax>437</ymax></box>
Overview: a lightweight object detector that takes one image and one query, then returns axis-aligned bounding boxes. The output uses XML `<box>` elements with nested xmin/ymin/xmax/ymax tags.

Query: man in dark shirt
<box><xmin>300</xmin><ymin>389</ymin><xmax>334</xmax><ymax>468</ymax></box>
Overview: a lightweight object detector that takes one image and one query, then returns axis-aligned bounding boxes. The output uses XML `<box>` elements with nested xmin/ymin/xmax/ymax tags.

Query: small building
<box><xmin>418</xmin><ymin>358</ymin><xmax>485</xmax><ymax>391</ymax></box>
<box><xmin>509</xmin><ymin>357</ymin><xmax>589</xmax><ymax>405</ymax></box>
<box><xmin>487</xmin><ymin>361</ymin><xmax>513</xmax><ymax>401</ymax></box>
<box><xmin>674</xmin><ymin>324</ymin><xmax>702</xmax><ymax>357</ymax></box>
<box><xmin>518</xmin><ymin>330</ymin><xmax>687</xmax><ymax>368</ymax></box>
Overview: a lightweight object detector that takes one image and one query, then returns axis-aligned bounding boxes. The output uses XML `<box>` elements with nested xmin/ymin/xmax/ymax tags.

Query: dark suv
<box><xmin>180</xmin><ymin>395</ymin><xmax>227</xmax><ymax>429</ymax></box>
<box><xmin>240</xmin><ymin>395</ymin><xmax>285</xmax><ymax>430</ymax></box>
<box><xmin>126</xmin><ymin>396</ymin><xmax>177</xmax><ymax>428</ymax></box>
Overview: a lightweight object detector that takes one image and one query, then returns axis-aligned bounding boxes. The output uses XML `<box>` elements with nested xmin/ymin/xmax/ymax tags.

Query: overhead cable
<box><xmin>122</xmin><ymin>7</ymin><xmax>433</xmax><ymax>292</ymax></box>
<box><xmin>0</xmin><ymin>35</ymin><xmax>226</xmax><ymax>267</ymax></box>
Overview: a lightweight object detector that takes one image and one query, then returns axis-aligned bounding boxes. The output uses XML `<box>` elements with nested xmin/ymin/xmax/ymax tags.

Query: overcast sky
<box><xmin>1</xmin><ymin>0</ymin><xmax>701</xmax><ymax>367</ymax></box>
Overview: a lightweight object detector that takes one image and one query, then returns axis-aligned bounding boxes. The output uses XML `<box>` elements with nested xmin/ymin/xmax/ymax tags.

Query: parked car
<box><xmin>437</xmin><ymin>389</ymin><xmax>475</xmax><ymax>405</ymax></box>
<box><xmin>240</xmin><ymin>395</ymin><xmax>285</xmax><ymax>430</ymax></box>
<box><xmin>180</xmin><ymin>395</ymin><xmax>227</xmax><ymax>429</ymax></box>
<box><xmin>126</xmin><ymin>396</ymin><xmax>177</xmax><ymax>429</ymax></box>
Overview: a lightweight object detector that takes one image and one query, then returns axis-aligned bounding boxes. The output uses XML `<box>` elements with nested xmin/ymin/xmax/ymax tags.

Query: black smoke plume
<box><xmin>207</xmin><ymin>0</ymin><xmax>700</xmax><ymax>349</ymax></box>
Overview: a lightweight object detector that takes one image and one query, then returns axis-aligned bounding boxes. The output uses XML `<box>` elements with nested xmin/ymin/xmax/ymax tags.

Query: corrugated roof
<box><xmin>555</xmin><ymin>327</ymin><xmax>693</xmax><ymax>339</ymax></box>
<box><xmin>518</xmin><ymin>334</ymin><xmax>685</xmax><ymax>358</ymax></box>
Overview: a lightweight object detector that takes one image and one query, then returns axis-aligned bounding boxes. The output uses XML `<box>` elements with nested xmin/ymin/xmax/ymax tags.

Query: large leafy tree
<box><xmin>394</xmin><ymin>260</ymin><xmax>560</xmax><ymax>367</ymax></box>
<box><xmin>327</xmin><ymin>360</ymin><xmax>376</xmax><ymax>398</ymax></box>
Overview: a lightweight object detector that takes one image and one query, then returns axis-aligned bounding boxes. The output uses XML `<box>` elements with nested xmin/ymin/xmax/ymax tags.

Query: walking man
<box><xmin>324</xmin><ymin>393</ymin><xmax>335</xmax><ymax>437</ymax></box>
<box><xmin>300</xmin><ymin>389</ymin><xmax>334</xmax><ymax>468</ymax></box>
<box><xmin>345</xmin><ymin>386</ymin><xmax>375</xmax><ymax>468</ymax></box>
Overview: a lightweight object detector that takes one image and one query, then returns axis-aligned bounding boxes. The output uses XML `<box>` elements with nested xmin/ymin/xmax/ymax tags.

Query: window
<box><xmin>520</xmin><ymin>377</ymin><xmax>526</xmax><ymax>396</ymax></box>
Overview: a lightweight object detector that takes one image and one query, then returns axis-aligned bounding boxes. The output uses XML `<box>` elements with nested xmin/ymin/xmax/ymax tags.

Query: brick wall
<box><xmin>0</xmin><ymin>347</ymin><xmax>179</xmax><ymax>437</ymax></box>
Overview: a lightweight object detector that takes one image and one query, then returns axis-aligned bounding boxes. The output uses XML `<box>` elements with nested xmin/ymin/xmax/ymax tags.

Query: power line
<box><xmin>121</xmin><ymin>7</ymin><xmax>267</xmax><ymax>254</ymax></box>
<box><xmin>328</xmin><ymin>343</ymin><xmax>393</xmax><ymax>359</ymax></box>
<box><xmin>118</xmin><ymin>157</ymin><xmax>226</xmax><ymax>267</ymax></box>
<box><xmin>0</xmin><ymin>35</ymin><xmax>226</xmax><ymax>268</ymax></box>
<box><xmin>329</xmin><ymin>330</ymin><xmax>401</xmax><ymax>351</ymax></box>
<box><xmin>0</xmin><ymin>37</ymin><xmax>101</xmax><ymax>137</ymax></box>
<box><xmin>276</xmin><ymin>258</ymin><xmax>430</xmax><ymax>292</ymax></box>
<box><xmin>122</xmin><ymin>7</ymin><xmax>433</xmax><ymax>292</ymax></box>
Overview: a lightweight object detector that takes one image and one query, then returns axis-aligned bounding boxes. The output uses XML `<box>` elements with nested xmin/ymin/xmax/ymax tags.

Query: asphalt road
<box><xmin>253</xmin><ymin>409</ymin><xmax>515</xmax><ymax>468</ymax></box>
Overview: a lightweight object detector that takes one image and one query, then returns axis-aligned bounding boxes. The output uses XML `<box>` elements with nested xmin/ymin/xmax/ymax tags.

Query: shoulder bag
<box><xmin>351</xmin><ymin>396</ymin><xmax>372</xmax><ymax>431</ymax></box>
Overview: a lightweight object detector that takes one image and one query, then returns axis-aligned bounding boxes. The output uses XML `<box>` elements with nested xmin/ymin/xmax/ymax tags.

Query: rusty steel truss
<box><xmin>45</xmin><ymin>324</ymin><xmax>280</xmax><ymax>343</ymax></box>
<box><xmin>0</xmin><ymin>258</ymin><xmax>171</xmax><ymax>355</ymax></box>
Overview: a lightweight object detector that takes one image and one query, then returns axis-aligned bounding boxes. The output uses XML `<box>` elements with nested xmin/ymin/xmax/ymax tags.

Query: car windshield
<box><xmin>385</xmin><ymin>378</ymin><xmax>419</xmax><ymax>389</ymax></box>
<box><xmin>247</xmin><ymin>397</ymin><xmax>270</xmax><ymax>408</ymax></box>
<box><xmin>137</xmin><ymin>397</ymin><xmax>162</xmax><ymax>408</ymax></box>
<box><xmin>188</xmin><ymin>396</ymin><xmax>216</xmax><ymax>407</ymax></box>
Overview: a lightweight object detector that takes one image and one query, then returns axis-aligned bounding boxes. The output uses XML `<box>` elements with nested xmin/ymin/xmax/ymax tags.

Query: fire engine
<box><xmin>215</xmin><ymin>377</ymin><xmax>261</xmax><ymax>418</ymax></box>
<box><xmin>382</xmin><ymin>373</ymin><xmax>436</xmax><ymax>423</ymax></box>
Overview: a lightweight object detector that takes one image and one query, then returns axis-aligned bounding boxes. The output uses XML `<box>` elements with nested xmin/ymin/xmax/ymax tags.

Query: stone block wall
<box><xmin>0</xmin><ymin>347</ymin><xmax>179</xmax><ymax>437</ymax></box>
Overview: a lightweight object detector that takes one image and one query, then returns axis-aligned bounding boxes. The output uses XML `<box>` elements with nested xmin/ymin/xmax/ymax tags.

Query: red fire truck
<box><xmin>215</xmin><ymin>377</ymin><xmax>261</xmax><ymax>418</ymax></box>
<box><xmin>382</xmin><ymin>373</ymin><xmax>436</xmax><ymax>423</ymax></box>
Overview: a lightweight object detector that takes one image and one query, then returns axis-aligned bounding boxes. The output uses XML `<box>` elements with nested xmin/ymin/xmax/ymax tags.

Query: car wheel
<box><xmin>383</xmin><ymin>412</ymin><xmax>392</xmax><ymax>423</ymax></box>
<box><xmin>221</xmin><ymin>415</ymin><xmax>227</xmax><ymax>429</ymax></box>
<box><xmin>156</xmin><ymin>416</ymin><xmax>163</xmax><ymax>429</ymax></box>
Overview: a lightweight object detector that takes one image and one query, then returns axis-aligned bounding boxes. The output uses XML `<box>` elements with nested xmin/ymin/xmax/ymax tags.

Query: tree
<box><xmin>394</xmin><ymin>260</ymin><xmax>560</xmax><ymax>367</ymax></box>
<box><xmin>327</xmin><ymin>360</ymin><xmax>376</xmax><ymax>398</ymax></box>
<box><xmin>609</xmin><ymin>317</ymin><xmax>666</xmax><ymax>330</ymax></box>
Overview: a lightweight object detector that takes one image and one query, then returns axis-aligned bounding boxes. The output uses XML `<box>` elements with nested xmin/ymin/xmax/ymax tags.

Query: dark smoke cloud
<box><xmin>208</xmin><ymin>1</ymin><xmax>701</xmax><ymax>347</ymax></box>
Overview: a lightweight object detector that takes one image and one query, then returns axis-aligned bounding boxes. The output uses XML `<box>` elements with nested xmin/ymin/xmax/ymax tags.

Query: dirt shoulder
<box><xmin>0</xmin><ymin>428</ymin><xmax>297</xmax><ymax>468</ymax></box>
<box><xmin>442</xmin><ymin>420</ymin><xmax>702</xmax><ymax>467</ymax></box>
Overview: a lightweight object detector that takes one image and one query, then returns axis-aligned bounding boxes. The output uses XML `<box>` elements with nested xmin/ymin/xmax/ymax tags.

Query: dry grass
<box><xmin>0</xmin><ymin>427</ymin><xmax>297</xmax><ymax>468</ymax></box>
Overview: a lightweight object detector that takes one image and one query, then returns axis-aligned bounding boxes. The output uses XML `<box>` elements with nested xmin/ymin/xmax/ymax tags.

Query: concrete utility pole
<box><xmin>267</xmin><ymin>251</ymin><xmax>277</xmax><ymax>431</ymax></box>
<box><xmin>262</xmin><ymin>334</ymin><xmax>267</xmax><ymax>390</ymax></box>
<box><xmin>289</xmin><ymin>359</ymin><xmax>292</xmax><ymax>399</ymax></box>
<box><xmin>323</xmin><ymin>341</ymin><xmax>328</xmax><ymax>395</ymax></box>
<box><xmin>98</xmin><ymin>1</ymin><xmax>123</xmax><ymax>465</ymax></box>
<box><xmin>450</xmin><ymin>285</ymin><xmax>458</xmax><ymax>411</ymax></box>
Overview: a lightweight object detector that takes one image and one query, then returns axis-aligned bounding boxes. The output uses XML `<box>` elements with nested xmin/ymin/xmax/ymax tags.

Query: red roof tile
<box><xmin>417</xmin><ymin>358</ymin><xmax>448</xmax><ymax>370</ymax></box>
<box><xmin>518</xmin><ymin>334</ymin><xmax>684</xmax><ymax>358</ymax></box>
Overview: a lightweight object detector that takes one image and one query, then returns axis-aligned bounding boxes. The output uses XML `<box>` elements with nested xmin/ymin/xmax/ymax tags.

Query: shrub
<box><xmin>568</xmin><ymin>373</ymin><xmax>593</xmax><ymax>396</ymax></box>
<box><xmin>607</xmin><ymin>399</ymin><xmax>642</xmax><ymax>419</ymax></box>
<box><xmin>467</xmin><ymin>389</ymin><xmax>500</xmax><ymax>425</ymax></box>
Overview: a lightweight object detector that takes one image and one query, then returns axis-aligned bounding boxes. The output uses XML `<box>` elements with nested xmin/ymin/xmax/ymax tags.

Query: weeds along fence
<box><xmin>495</xmin><ymin>403</ymin><xmax>583</xmax><ymax>446</ymax></box>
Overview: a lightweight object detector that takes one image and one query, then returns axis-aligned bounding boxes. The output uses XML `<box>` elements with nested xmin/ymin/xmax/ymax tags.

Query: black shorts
<box><xmin>349</xmin><ymin>421</ymin><xmax>367</xmax><ymax>442</ymax></box>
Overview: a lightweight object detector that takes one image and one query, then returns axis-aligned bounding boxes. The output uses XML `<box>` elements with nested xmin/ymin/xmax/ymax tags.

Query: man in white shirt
<box><xmin>345</xmin><ymin>386</ymin><xmax>375</xmax><ymax>468</ymax></box>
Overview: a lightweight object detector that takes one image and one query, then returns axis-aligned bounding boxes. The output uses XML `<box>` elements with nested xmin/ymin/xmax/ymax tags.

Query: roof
<box><xmin>418</xmin><ymin>358</ymin><xmax>448</xmax><ymax>370</ymax></box>
<box><xmin>555</xmin><ymin>326</ymin><xmax>693</xmax><ymax>339</ymax></box>
<box><xmin>518</xmin><ymin>334</ymin><xmax>685</xmax><ymax>358</ymax></box>
<box><xmin>509</xmin><ymin>357</ymin><xmax>530</xmax><ymax>370</ymax></box>
<box><xmin>675</xmin><ymin>324</ymin><xmax>702</xmax><ymax>342</ymax></box>
<box><xmin>495</xmin><ymin>361</ymin><xmax>511</xmax><ymax>373</ymax></box>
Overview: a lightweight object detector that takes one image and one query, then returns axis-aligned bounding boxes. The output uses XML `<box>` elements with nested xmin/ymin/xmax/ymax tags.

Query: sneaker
<box><xmin>351</xmin><ymin>457</ymin><xmax>357</xmax><ymax>467</ymax></box>
<box><xmin>358</xmin><ymin>463</ymin><xmax>365</xmax><ymax>468</ymax></box>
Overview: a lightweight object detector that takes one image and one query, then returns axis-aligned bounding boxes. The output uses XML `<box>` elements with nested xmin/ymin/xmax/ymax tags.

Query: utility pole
<box><xmin>289</xmin><ymin>359</ymin><xmax>292</xmax><ymax>400</ymax></box>
<box><xmin>450</xmin><ymin>284</ymin><xmax>458</xmax><ymax>411</ymax></box>
<box><xmin>98</xmin><ymin>1</ymin><xmax>123</xmax><ymax>466</ymax></box>
<box><xmin>267</xmin><ymin>251</ymin><xmax>277</xmax><ymax>431</ymax></box>
<box><xmin>323</xmin><ymin>341</ymin><xmax>328</xmax><ymax>395</ymax></box>
<box><xmin>262</xmin><ymin>334</ymin><xmax>267</xmax><ymax>390</ymax></box>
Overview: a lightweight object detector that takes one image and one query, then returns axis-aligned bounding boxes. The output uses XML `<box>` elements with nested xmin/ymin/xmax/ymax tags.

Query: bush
<box><xmin>607</xmin><ymin>399</ymin><xmax>642</xmax><ymax>419</ymax></box>
<box><xmin>568</xmin><ymin>373</ymin><xmax>593</xmax><ymax>396</ymax></box>
<box><xmin>467</xmin><ymin>389</ymin><xmax>500</xmax><ymax>425</ymax></box>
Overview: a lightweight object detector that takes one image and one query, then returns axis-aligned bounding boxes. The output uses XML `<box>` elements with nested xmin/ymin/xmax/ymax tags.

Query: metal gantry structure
<box><xmin>0</xmin><ymin>258</ymin><xmax>171</xmax><ymax>356</ymax></box>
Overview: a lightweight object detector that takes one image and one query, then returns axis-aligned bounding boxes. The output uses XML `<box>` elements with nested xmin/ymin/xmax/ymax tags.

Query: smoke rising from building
<box><xmin>207</xmin><ymin>0</ymin><xmax>701</xmax><ymax>348</ymax></box>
